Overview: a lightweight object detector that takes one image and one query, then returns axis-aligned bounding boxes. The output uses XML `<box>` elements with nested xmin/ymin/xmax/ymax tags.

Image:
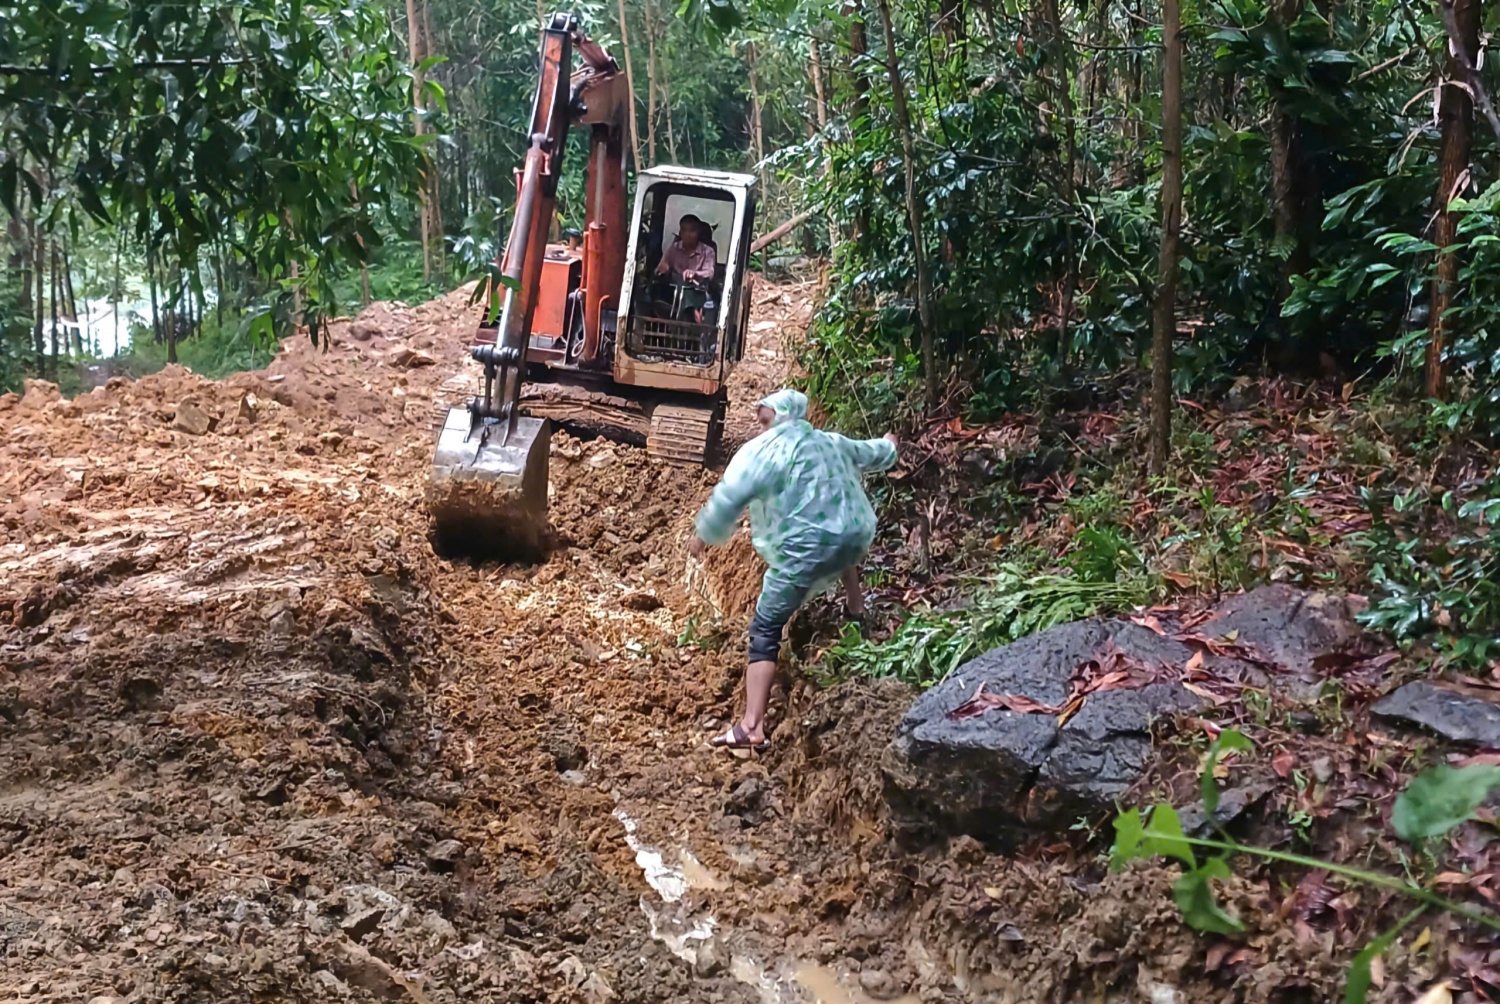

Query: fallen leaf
<box><xmin>1411</xmin><ymin>927</ymin><xmax>1432</xmax><ymax>953</ymax></box>
<box><xmin>1273</xmin><ymin>751</ymin><xmax>1296</xmax><ymax>779</ymax></box>
<box><xmin>1185</xmin><ymin>650</ymin><xmax>1205</xmax><ymax>673</ymax></box>
<box><xmin>983</xmin><ymin>887</ymin><xmax>1004</xmax><ymax>900</ymax></box>
<box><xmin>1412</xmin><ymin>982</ymin><xmax>1451</xmax><ymax>1004</ymax></box>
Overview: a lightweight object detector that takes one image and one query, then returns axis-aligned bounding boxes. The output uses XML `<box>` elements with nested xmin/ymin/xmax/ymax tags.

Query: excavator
<box><xmin>427</xmin><ymin>12</ymin><xmax>761</xmax><ymax>557</ymax></box>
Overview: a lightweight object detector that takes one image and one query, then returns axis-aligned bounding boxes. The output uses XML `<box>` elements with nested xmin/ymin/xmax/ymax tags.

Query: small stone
<box><xmin>1374</xmin><ymin>680</ymin><xmax>1500</xmax><ymax>746</ymax></box>
<box><xmin>559</xmin><ymin>770</ymin><xmax>588</xmax><ymax>786</ymax></box>
<box><xmin>171</xmin><ymin>401</ymin><xmax>213</xmax><ymax>435</ymax></box>
<box><xmin>349</xmin><ymin>320</ymin><xmax>380</xmax><ymax>343</ymax></box>
<box><xmin>693</xmin><ymin>937</ymin><xmax>727</xmax><ymax>978</ymax></box>
<box><xmin>859</xmin><ymin>969</ymin><xmax>901</xmax><ymax>1000</ymax></box>
<box><xmin>425</xmin><ymin>839</ymin><xmax>465</xmax><ymax>871</ymax></box>
<box><xmin>341</xmin><ymin>906</ymin><xmax>384</xmax><ymax>941</ymax></box>
<box><xmin>586</xmin><ymin>449</ymin><xmax>617</xmax><ymax>470</ymax></box>
<box><xmin>237</xmin><ymin>393</ymin><xmax>258</xmax><ymax>424</ymax></box>
<box><xmin>311</xmin><ymin>969</ymin><xmax>351</xmax><ymax>996</ymax></box>
<box><xmin>392</xmin><ymin>346</ymin><xmax>436</xmax><ymax>368</ymax></box>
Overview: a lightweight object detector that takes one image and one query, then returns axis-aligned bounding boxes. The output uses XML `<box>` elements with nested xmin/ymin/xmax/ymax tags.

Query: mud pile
<box><xmin>0</xmin><ymin>274</ymin><xmax>1426</xmax><ymax>1004</ymax></box>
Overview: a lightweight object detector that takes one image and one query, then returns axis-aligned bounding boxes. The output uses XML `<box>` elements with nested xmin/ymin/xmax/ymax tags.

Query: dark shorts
<box><xmin>746</xmin><ymin>536</ymin><xmax>868</xmax><ymax>663</ymax></box>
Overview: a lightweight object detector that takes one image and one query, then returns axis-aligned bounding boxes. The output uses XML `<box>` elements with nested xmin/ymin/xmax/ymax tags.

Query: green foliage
<box><xmin>1392</xmin><ymin>765</ymin><xmax>1500</xmax><ymax>842</ymax></box>
<box><xmin>1112</xmin><ymin>728</ymin><xmax>1500</xmax><ymax>1004</ymax></box>
<box><xmin>822</xmin><ymin>564</ymin><xmax>1157</xmax><ymax>688</ymax></box>
<box><xmin>110</xmin><ymin>312</ymin><xmax>277</xmax><ymax>381</ymax></box>
<box><xmin>0</xmin><ymin>0</ymin><xmax>429</xmax><ymax>340</ymax></box>
<box><xmin>1356</xmin><ymin>478</ymin><xmax>1500</xmax><ymax>666</ymax></box>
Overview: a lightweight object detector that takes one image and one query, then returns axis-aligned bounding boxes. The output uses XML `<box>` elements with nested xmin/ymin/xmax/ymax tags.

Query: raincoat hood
<box><xmin>758</xmin><ymin>389</ymin><xmax>808</xmax><ymax>426</ymax></box>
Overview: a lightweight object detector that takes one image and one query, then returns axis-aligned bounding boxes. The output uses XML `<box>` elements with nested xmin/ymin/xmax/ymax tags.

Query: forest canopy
<box><xmin>3</xmin><ymin>0</ymin><xmax>1500</xmax><ymax>447</ymax></box>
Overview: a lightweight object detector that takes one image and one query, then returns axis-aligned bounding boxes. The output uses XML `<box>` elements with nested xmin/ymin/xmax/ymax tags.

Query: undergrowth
<box><xmin>821</xmin><ymin>564</ymin><xmax>1158</xmax><ymax>688</ymax></box>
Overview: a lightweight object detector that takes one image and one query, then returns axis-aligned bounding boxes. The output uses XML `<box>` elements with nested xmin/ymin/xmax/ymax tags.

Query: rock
<box><xmin>330</xmin><ymin>941</ymin><xmax>432</xmax><ymax>1003</ymax></box>
<box><xmin>621</xmin><ymin>592</ymin><xmax>664</xmax><ymax>612</ymax></box>
<box><xmin>859</xmin><ymin>969</ymin><xmax>901</xmax><ymax>1000</ymax></box>
<box><xmin>1200</xmin><ymin>586</ymin><xmax>1365</xmax><ymax>679</ymax></box>
<box><xmin>171</xmin><ymin>400</ymin><xmax>213</xmax><ymax>435</ymax></box>
<box><xmin>425</xmin><ymin>839</ymin><xmax>464</xmax><ymax>872</ymax></box>
<box><xmin>311</xmin><ymin>969</ymin><xmax>352</xmax><ymax>996</ymax></box>
<box><xmin>883</xmin><ymin>587</ymin><xmax>1365</xmax><ymax>848</ymax></box>
<box><xmin>19</xmin><ymin>379</ymin><xmax>60</xmax><ymax>411</ymax></box>
<box><xmin>350</xmin><ymin>319</ymin><xmax>381</xmax><ymax>342</ymax></box>
<box><xmin>724</xmin><ymin>776</ymin><xmax>768</xmax><ymax>826</ymax></box>
<box><xmin>693</xmin><ymin>937</ymin><xmax>727</xmax><ymax>978</ymax></box>
<box><xmin>1373</xmin><ymin>680</ymin><xmax>1500</xmax><ymax>746</ymax></box>
<box><xmin>237</xmin><ymin>393</ymin><xmax>258</xmax><ymax>424</ymax></box>
<box><xmin>341</xmin><ymin>907</ymin><xmax>385</xmax><ymax>941</ymax></box>
<box><xmin>392</xmin><ymin>346</ymin><xmax>436</xmax><ymax>368</ymax></box>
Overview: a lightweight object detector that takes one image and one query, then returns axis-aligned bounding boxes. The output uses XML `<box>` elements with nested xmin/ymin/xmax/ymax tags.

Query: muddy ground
<box><xmin>0</xmin><ymin>279</ymin><xmax>1456</xmax><ymax>1004</ymax></box>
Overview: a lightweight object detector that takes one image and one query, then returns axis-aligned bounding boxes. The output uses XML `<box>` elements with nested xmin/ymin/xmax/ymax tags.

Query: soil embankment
<box><xmin>0</xmin><ymin>280</ymin><xmax>1429</xmax><ymax>1003</ymax></box>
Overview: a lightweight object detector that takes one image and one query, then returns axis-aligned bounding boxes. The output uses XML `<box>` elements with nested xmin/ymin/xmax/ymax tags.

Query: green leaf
<box><xmin>1173</xmin><ymin>858</ymin><xmax>1245</xmax><ymax>935</ymax></box>
<box><xmin>1145</xmin><ymin>805</ymin><xmax>1195</xmax><ymax>867</ymax></box>
<box><xmin>1392</xmin><ymin>765</ymin><xmax>1500</xmax><ymax>842</ymax></box>
<box><xmin>1110</xmin><ymin>809</ymin><xmax>1145</xmax><ymax>870</ymax></box>
<box><xmin>1201</xmin><ymin>729</ymin><xmax>1254</xmax><ymax>816</ymax></box>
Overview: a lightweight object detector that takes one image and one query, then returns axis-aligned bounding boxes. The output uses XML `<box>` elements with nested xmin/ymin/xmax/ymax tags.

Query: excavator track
<box><xmin>647</xmin><ymin>404</ymin><xmax>718</xmax><ymax>465</ymax></box>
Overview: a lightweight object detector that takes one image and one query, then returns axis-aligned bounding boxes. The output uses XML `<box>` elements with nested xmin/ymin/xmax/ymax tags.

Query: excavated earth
<box><xmin>0</xmin><ymin>280</ymin><xmax>1448</xmax><ymax>1004</ymax></box>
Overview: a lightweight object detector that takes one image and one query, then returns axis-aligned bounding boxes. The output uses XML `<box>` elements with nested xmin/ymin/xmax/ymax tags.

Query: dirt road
<box><xmin>0</xmin><ymin>280</ymin><xmax>1361</xmax><ymax>1004</ymax></box>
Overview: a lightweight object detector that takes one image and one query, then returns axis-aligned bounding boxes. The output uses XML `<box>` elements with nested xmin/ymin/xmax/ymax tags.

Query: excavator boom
<box><xmin>429</xmin><ymin>12</ymin><xmax>625</xmax><ymax>560</ymax></box>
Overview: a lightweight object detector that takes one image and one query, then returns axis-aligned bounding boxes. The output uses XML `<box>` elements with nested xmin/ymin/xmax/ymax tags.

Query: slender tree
<box><xmin>876</xmin><ymin>0</ymin><xmax>939</xmax><ymax>410</ymax></box>
<box><xmin>1428</xmin><ymin>0</ymin><xmax>1481</xmax><ymax>398</ymax></box>
<box><xmin>1149</xmin><ymin>0</ymin><xmax>1184</xmax><ymax>475</ymax></box>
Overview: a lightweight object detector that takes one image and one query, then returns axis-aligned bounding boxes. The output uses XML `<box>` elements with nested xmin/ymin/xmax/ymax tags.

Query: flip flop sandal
<box><xmin>710</xmin><ymin>724</ymin><xmax>770</xmax><ymax>756</ymax></box>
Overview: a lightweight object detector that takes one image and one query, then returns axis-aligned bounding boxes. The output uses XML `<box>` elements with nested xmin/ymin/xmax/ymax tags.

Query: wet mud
<box><xmin>0</xmin><ymin>279</ymin><xmax>1427</xmax><ymax>1003</ymax></box>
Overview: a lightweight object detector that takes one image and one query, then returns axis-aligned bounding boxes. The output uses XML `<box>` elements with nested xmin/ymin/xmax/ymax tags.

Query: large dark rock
<box><xmin>881</xmin><ymin>586</ymin><xmax>1366</xmax><ymax>849</ymax></box>
<box><xmin>1373</xmin><ymin>680</ymin><xmax>1500</xmax><ymax>746</ymax></box>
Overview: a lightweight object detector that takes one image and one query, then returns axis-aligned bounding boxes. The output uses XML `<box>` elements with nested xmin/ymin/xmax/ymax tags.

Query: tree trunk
<box><xmin>421</xmin><ymin>0</ymin><xmax>445</xmax><ymax>274</ymax></box>
<box><xmin>845</xmin><ymin>1</ymin><xmax>872</xmax><ymax>246</ymax></box>
<box><xmin>1040</xmin><ymin>0</ymin><xmax>1077</xmax><ymax>355</ymax></box>
<box><xmin>645</xmin><ymin>0</ymin><xmax>659</xmax><ymax>163</ymax></box>
<box><xmin>64</xmin><ymin>248</ymin><xmax>82</xmax><ymax>355</ymax></box>
<box><xmin>1268</xmin><ymin>0</ymin><xmax>1315</xmax><ymax>300</ymax></box>
<box><xmin>49</xmin><ymin>238</ymin><xmax>60</xmax><ymax>371</ymax></box>
<box><xmin>875</xmin><ymin>0</ymin><xmax>940</xmax><ymax>411</ymax></box>
<box><xmin>1148</xmin><ymin>0</ymin><xmax>1183</xmax><ymax>476</ymax></box>
<box><xmin>1428</xmin><ymin>0</ymin><xmax>1480</xmax><ymax>399</ymax></box>
<box><xmin>407</xmin><ymin>0</ymin><xmax>434</xmax><ymax>281</ymax></box>
<box><xmin>616</xmin><ymin>0</ymin><xmax>644</xmax><ymax>171</ymax></box>
<box><xmin>32</xmin><ymin>223</ymin><xmax>45</xmax><ymax>370</ymax></box>
<box><xmin>746</xmin><ymin>43</ymin><xmax>768</xmax><ymax>197</ymax></box>
<box><xmin>148</xmin><ymin>250</ymin><xmax>162</xmax><ymax>352</ymax></box>
<box><xmin>938</xmin><ymin>0</ymin><xmax>965</xmax><ymax>53</ymax></box>
<box><xmin>809</xmin><ymin>38</ymin><xmax>842</xmax><ymax>257</ymax></box>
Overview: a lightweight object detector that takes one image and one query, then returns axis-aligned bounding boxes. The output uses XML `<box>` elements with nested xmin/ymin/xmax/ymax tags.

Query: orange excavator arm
<box><xmin>473</xmin><ymin>12</ymin><xmax>629</xmax><ymax>438</ymax></box>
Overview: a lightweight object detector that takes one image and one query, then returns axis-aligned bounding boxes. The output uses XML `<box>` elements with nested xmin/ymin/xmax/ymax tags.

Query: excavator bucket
<box><xmin>426</xmin><ymin>407</ymin><xmax>552</xmax><ymax>561</ymax></box>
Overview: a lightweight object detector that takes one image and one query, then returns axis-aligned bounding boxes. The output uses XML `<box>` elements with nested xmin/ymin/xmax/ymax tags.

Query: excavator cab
<box><xmin>617</xmin><ymin>167</ymin><xmax>756</xmax><ymax>392</ymax></box>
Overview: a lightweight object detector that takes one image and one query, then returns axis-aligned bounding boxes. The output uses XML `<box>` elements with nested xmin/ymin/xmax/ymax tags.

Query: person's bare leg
<box><xmin>738</xmin><ymin>660</ymin><xmax>776</xmax><ymax>743</ymax></box>
<box><xmin>843</xmin><ymin>565</ymin><xmax>865</xmax><ymax>617</ymax></box>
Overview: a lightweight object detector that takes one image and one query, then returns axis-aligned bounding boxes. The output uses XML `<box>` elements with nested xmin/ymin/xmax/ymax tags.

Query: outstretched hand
<box><xmin>884</xmin><ymin>432</ymin><xmax>899</xmax><ymax>448</ymax></box>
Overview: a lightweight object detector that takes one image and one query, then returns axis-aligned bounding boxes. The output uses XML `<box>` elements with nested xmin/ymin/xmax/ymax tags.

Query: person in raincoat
<box><xmin>689</xmin><ymin>389</ymin><xmax>898</xmax><ymax>753</ymax></box>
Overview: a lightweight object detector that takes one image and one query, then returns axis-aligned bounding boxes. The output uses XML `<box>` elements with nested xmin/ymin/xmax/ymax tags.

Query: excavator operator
<box><xmin>654</xmin><ymin>214</ymin><xmax>717</xmax><ymax>322</ymax></box>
